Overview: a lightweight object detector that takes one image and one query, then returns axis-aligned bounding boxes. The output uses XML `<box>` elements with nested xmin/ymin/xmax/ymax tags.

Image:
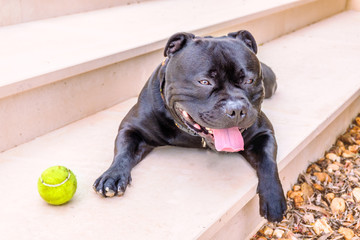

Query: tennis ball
<box><xmin>38</xmin><ymin>166</ymin><xmax>77</xmax><ymax>205</ymax></box>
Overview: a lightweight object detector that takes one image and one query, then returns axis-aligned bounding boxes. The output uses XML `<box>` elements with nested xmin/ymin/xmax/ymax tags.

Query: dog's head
<box><xmin>161</xmin><ymin>31</ymin><xmax>265</xmax><ymax>152</ymax></box>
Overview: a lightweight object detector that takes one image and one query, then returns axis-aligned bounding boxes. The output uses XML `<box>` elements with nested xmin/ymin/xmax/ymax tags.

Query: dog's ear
<box><xmin>164</xmin><ymin>32</ymin><xmax>195</xmax><ymax>57</ymax></box>
<box><xmin>228</xmin><ymin>30</ymin><xmax>257</xmax><ymax>54</ymax></box>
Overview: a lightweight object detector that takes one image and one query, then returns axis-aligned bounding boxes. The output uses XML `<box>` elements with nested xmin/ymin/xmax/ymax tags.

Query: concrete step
<box><xmin>1</xmin><ymin>10</ymin><xmax>360</xmax><ymax>240</ymax></box>
<box><xmin>0</xmin><ymin>0</ymin><xmax>150</xmax><ymax>27</ymax></box>
<box><xmin>0</xmin><ymin>0</ymin><xmax>347</xmax><ymax>152</ymax></box>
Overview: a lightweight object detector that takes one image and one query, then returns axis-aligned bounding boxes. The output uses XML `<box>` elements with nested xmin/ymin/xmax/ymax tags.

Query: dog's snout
<box><xmin>225</xmin><ymin>101</ymin><xmax>247</xmax><ymax>119</ymax></box>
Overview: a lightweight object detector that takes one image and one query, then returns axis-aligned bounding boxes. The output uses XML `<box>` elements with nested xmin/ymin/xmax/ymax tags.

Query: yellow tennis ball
<box><xmin>37</xmin><ymin>166</ymin><xmax>77</xmax><ymax>205</ymax></box>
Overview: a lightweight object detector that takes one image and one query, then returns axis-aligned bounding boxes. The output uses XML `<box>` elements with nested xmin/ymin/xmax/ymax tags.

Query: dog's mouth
<box><xmin>175</xmin><ymin>107</ymin><xmax>245</xmax><ymax>152</ymax></box>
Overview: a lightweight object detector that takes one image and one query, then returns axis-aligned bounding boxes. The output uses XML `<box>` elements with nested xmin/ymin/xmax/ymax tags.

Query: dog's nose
<box><xmin>225</xmin><ymin>101</ymin><xmax>247</xmax><ymax>119</ymax></box>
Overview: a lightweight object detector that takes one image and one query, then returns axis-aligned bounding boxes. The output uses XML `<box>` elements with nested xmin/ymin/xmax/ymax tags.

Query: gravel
<box><xmin>251</xmin><ymin>114</ymin><xmax>360</xmax><ymax>240</ymax></box>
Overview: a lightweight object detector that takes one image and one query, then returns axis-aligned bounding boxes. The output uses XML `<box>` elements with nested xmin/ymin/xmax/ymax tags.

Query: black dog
<box><xmin>93</xmin><ymin>30</ymin><xmax>287</xmax><ymax>222</ymax></box>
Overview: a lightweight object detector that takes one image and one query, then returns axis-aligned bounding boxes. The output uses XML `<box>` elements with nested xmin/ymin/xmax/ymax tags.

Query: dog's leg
<box><xmin>261</xmin><ymin>62</ymin><xmax>277</xmax><ymax>99</ymax></box>
<box><xmin>241</xmin><ymin>131</ymin><xmax>286</xmax><ymax>222</ymax></box>
<box><xmin>93</xmin><ymin>128</ymin><xmax>154</xmax><ymax>197</ymax></box>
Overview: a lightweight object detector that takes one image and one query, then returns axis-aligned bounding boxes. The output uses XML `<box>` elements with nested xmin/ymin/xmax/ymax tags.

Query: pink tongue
<box><xmin>213</xmin><ymin>127</ymin><xmax>244</xmax><ymax>152</ymax></box>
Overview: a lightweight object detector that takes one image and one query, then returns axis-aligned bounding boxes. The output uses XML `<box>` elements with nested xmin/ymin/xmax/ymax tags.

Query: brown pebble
<box><xmin>313</xmin><ymin>183</ymin><xmax>324</xmax><ymax>191</ymax></box>
<box><xmin>346</xmin><ymin>213</ymin><xmax>354</xmax><ymax>222</ymax></box>
<box><xmin>330</xmin><ymin>197</ymin><xmax>346</xmax><ymax>214</ymax></box>
<box><xmin>338</xmin><ymin>227</ymin><xmax>354</xmax><ymax>240</ymax></box>
<box><xmin>326</xmin><ymin>152</ymin><xmax>340</xmax><ymax>162</ymax></box>
<box><xmin>314</xmin><ymin>172</ymin><xmax>332</xmax><ymax>183</ymax></box>
<box><xmin>301</xmin><ymin>182</ymin><xmax>314</xmax><ymax>200</ymax></box>
<box><xmin>294</xmin><ymin>195</ymin><xmax>304</xmax><ymax>208</ymax></box>
<box><xmin>350</xmin><ymin>126</ymin><xmax>359</xmax><ymax>134</ymax></box>
<box><xmin>257</xmin><ymin>237</ymin><xmax>267</xmax><ymax>240</ymax></box>
<box><xmin>313</xmin><ymin>218</ymin><xmax>333</xmax><ymax>235</ymax></box>
<box><xmin>336</xmin><ymin>140</ymin><xmax>345</xmax><ymax>148</ymax></box>
<box><xmin>273</xmin><ymin>229</ymin><xmax>284</xmax><ymax>238</ymax></box>
<box><xmin>327</xmin><ymin>163</ymin><xmax>339</xmax><ymax>173</ymax></box>
<box><xmin>352</xmin><ymin>188</ymin><xmax>360</xmax><ymax>202</ymax></box>
<box><xmin>306</xmin><ymin>164</ymin><xmax>321</xmax><ymax>173</ymax></box>
<box><xmin>288</xmin><ymin>191</ymin><xmax>302</xmax><ymax>199</ymax></box>
<box><xmin>263</xmin><ymin>226</ymin><xmax>273</xmax><ymax>237</ymax></box>
<box><xmin>286</xmin><ymin>190</ymin><xmax>293</xmax><ymax>198</ymax></box>
<box><xmin>329</xmin><ymin>145</ymin><xmax>343</xmax><ymax>156</ymax></box>
<box><xmin>356</xmin><ymin>117</ymin><xmax>360</xmax><ymax>126</ymax></box>
<box><xmin>293</xmin><ymin>185</ymin><xmax>301</xmax><ymax>191</ymax></box>
<box><xmin>340</xmin><ymin>132</ymin><xmax>355</xmax><ymax>145</ymax></box>
<box><xmin>348</xmin><ymin>144</ymin><xmax>359</xmax><ymax>153</ymax></box>
<box><xmin>303</xmin><ymin>213</ymin><xmax>315</xmax><ymax>224</ymax></box>
<box><xmin>342</xmin><ymin>150</ymin><xmax>356</xmax><ymax>158</ymax></box>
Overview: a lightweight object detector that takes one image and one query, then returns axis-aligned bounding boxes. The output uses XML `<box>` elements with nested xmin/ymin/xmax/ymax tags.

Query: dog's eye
<box><xmin>244</xmin><ymin>79</ymin><xmax>254</xmax><ymax>84</ymax></box>
<box><xmin>199</xmin><ymin>80</ymin><xmax>211</xmax><ymax>85</ymax></box>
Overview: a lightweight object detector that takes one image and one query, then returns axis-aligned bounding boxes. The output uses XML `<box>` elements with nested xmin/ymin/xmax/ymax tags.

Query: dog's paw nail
<box><xmin>117</xmin><ymin>186</ymin><xmax>125</xmax><ymax>197</ymax></box>
<box><xmin>105</xmin><ymin>187</ymin><xmax>115</xmax><ymax>197</ymax></box>
<box><xmin>97</xmin><ymin>189</ymin><xmax>105</xmax><ymax>198</ymax></box>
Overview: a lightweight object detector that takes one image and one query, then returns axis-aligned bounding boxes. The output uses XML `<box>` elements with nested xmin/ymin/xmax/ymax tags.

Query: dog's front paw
<box><xmin>258</xmin><ymin>183</ymin><xmax>287</xmax><ymax>222</ymax></box>
<box><xmin>93</xmin><ymin>167</ymin><xmax>132</xmax><ymax>198</ymax></box>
